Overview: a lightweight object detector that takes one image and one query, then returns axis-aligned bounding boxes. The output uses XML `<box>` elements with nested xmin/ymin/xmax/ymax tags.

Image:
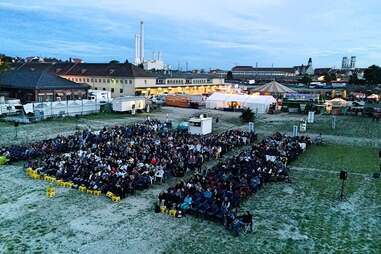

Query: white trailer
<box><xmin>188</xmin><ymin>116</ymin><xmax>213</xmax><ymax>135</ymax></box>
<box><xmin>0</xmin><ymin>98</ymin><xmax>22</xmax><ymax>116</ymax></box>
<box><xmin>112</xmin><ymin>96</ymin><xmax>146</xmax><ymax>113</ymax></box>
<box><xmin>88</xmin><ymin>90</ymin><xmax>112</xmax><ymax>103</ymax></box>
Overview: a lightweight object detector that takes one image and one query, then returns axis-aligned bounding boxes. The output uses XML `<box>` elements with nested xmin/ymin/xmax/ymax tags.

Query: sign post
<box><xmin>248</xmin><ymin>122</ymin><xmax>255</xmax><ymax>133</ymax></box>
<box><xmin>307</xmin><ymin>111</ymin><xmax>315</xmax><ymax>123</ymax></box>
<box><xmin>292</xmin><ymin>125</ymin><xmax>299</xmax><ymax>137</ymax></box>
<box><xmin>332</xmin><ymin>116</ymin><xmax>336</xmax><ymax>129</ymax></box>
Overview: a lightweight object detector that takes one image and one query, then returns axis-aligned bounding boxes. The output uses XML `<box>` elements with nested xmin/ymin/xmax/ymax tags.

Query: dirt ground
<box><xmin>0</xmin><ymin>107</ymin><xmax>380</xmax><ymax>253</ymax></box>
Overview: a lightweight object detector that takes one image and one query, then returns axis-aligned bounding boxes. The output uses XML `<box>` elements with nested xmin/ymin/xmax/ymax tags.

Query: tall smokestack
<box><xmin>140</xmin><ymin>21</ymin><xmax>144</xmax><ymax>64</ymax></box>
<box><xmin>135</xmin><ymin>34</ymin><xmax>140</xmax><ymax>65</ymax></box>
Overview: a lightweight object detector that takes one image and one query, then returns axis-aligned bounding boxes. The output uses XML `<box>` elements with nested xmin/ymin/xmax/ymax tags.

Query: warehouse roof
<box><xmin>0</xmin><ymin>64</ymin><xmax>89</xmax><ymax>90</ymax></box>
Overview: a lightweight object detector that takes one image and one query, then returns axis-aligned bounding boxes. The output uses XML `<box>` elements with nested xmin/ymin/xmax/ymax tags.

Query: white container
<box><xmin>188</xmin><ymin>116</ymin><xmax>213</xmax><ymax>135</ymax></box>
<box><xmin>112</xmin><ymin>96</ymin><xmax>145</xmax><ymax>112</ymax></box>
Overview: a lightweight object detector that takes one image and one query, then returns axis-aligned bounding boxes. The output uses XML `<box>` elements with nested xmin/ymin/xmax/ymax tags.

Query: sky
<box><xmin>0</xmin><ymin>0</ymin><xmax>380</xmax><ymax>70</ymax></box>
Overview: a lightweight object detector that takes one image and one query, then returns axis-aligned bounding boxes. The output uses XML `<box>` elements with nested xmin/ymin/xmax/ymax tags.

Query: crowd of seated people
<box><xmin>157</xmin><ymin>133</ymin><xmax>310</xmax><ymax>236</ymax></box>
<box><xmin>25</xmin><ymin>120</ymin><xmax>256</xmax><ymax>199</ymax></box>
<box><xmin>0</xmin><ymin>132</ymin><xmax>87</xmax><ymax>162</ymax></box>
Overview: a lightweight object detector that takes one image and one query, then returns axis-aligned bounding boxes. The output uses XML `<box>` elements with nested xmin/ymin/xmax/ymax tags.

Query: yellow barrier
<box><xmin>106</xmin><ymin>191</ymin><xmax>114</xmax><ymax>198</ymax></box>
<box><xmin>26</xmin><ymin>168</ymin><xmax>124</xmax><ymax>202</ymax></box>
<box><xmin>64</xmin><ymin>182</ymin><xmax>73</xmax><ymax>188</ymax></box>
<box><xmin>169</xmin><ymin>209</ymin><xmax>177</xmax><ymax>217</ymax></box>
<box><xmin>111</xmin><ymin>196</ymin><xmax>121</xmax><ymax>202</ymax></box>
<box><xmin>160</xmin><ymin>206</ymin><xmax>167</xmax><ymax>214</ymax></box>
<box><xmin>47</xmin><ymin>187</ymin><xmax>56</xmax><ymax>198</ymax></box>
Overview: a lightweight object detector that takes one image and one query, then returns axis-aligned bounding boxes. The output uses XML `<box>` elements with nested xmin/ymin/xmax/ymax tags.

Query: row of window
<box><xmin>94</xmin><ymin>87</ymin><xmax>123</xmax><ymax>94</ymax></box>
<box><xmin>233</xmin><ymin>72</ymin><xmax>296</xmax><ymax>76</ymax></box>
<box><xmin>156</xmin><ymin>79</ymin><xmax>212</xmax><ymax>85</ymax></box>
<box><xmin>67</xmin><ymin>77</ymin><xmax>133</xmax><ymax>84</ymax></box>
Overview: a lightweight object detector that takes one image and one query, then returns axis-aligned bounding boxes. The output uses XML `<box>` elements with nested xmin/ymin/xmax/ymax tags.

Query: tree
<box><xmin>323</xmin><ymin>72</ymin><xmax>336</xmax><ymax>83</ymax></box>
<box><xmin>299</xmin><ymin>75</ymin><xmax>312</xmax><ymax>85</ymax></box>
<box><xmin>109</xmin><ymin>60</ymin><xmax>120</xmax><ymax>64</ymax></box>
<box><xmin>364</xmin><ymin>65</ymin><xmax>381</xmax><ymax>85</ymax></box>
<box><xmin>348</xmin><ymin>74</ymin><xmax>365</xmax><ymax>85</ymax></box>
<box><xmin>240</xmin><ymin>108</ymin><xmax>255</xmax><ymax>122</ymax></box>
<box><xmin>0</xmin><ymin>57</ymin><xmax>9</xmax><ymax>72</ymax></box>
<box><xmin>226</xmin><ymin>71</ymin><xmax>233</xmax><ymax>80</ymax></box>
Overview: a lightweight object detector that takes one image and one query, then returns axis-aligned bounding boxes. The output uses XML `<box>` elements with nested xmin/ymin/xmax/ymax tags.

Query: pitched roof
<box><xmin>53</xmin><ymin>62</ymin><xmax>155</xmax><ymax>78</ymax></box>
<box><xmin>232</xmin><ymin>66</ymin><xmax>296</xmax><ymax>73</ymax></box>
<box><xmin>254</xmin><ymin>81</ymin><xmax>296</xmax><ymax>93</ymax></box>
<box><xmin>0</xmin><ymin>64</ymin><xmax>89</xmax><ymax>90</ymax></box>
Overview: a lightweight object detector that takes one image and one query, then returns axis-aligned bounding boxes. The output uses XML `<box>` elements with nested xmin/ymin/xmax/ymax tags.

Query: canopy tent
<box><xmin>206</xmin><ymin>92</ymin><xmax>276</xmax><ymax>113</ymax></box>
<box><xmin>326</xmin><ymin>98</ymin><xmax>348</xmax><ymax>107</ymax></box>
<box><xmin>367</xmin><ymin>94</ymin><xmax>379</xmax><ymax>100</ymax></box>
<box><xmin>253</xmin><ymin>81</ymin><xmax>296</xmax><ymax>94</ymax></box>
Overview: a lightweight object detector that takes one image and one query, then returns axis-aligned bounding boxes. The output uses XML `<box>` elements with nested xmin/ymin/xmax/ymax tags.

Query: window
<box><xmin>87</xmin><ymin>78</ymin><xmax>90</xmax><ymax>82</ymax></box>
<box><xmin>107</xmin><ymin>79</ymin><xmax>110</xmax><ymax>83</ymax></box>
<box><xmin>120</xmin><ymin>89</ymin><xmax>123</xmax><ymax>93</ymax></box>
<box><xmin>103</xmin><ymin>79</ymin><xmax>106</xmax><ymax>83</ymax></box>
<box><xmin>94</xmin><ymin>87</ymin><xmax>98</xmax><ymax>90</ymax></box>
<box><xmin>129</xmin><ymin>80</ymin><xmax>132</xmax><ymax>84</ymax></box>
<box><xmin>94</xmin><ymin>79</ymin><xmax>97</xmax><ymax>83</ymax></box>
<box><xmin>111</xmin><ymin>88</ymin><xmax>114</xmax><ymax>93</ymax></box>
<box><xmin>103</xmin><ymin>88</ymin><xmax>106</xmax><ymax>91</ymax></box>
<box><xmin>144</xmin><ymin>80</ymin><xmax>147</xmax><ymax>85</ymax></box>
<box><xmin>125</xmin><ymin>80</ymin><xmax>128</xmax><ymax>84</ymax></box>
<box><xmin>98</xmin><ymin>79</ymin><xmax>101</xmax><ymax>82</ymax></box>
<box><xmin>91</xmin><ymin>78</ymin><xmax>94</xmax><ymax>82</ymax></box>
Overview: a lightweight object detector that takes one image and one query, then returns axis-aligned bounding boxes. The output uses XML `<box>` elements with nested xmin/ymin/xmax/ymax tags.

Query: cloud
<box><xmin>0</xmin><ymin>0</ymin><xmax>380</xmax><ymax>68</ymax></box>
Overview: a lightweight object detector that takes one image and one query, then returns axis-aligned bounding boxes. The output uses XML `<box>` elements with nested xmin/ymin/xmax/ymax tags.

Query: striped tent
<box><xmin>254</xmin><ymin>81</ymin><xmax>296</xmax><ymax>94</ymax></box>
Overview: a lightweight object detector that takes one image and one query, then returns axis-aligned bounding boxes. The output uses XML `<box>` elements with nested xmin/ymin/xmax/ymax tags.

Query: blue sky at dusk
<box><xmin>0</xmin><ymin>0</ymin><xmax>380</xmax><ymax>69</ymax></box>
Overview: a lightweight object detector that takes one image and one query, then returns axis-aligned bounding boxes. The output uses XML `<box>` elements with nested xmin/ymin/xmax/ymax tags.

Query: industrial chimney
<box><xmin>140</xmin><ymin>21</ymin><xmax>144</xmax><ymax>64</ymax></box>
<box><xmin>135</xmin><ymin>34</ymin><xmax>141</xmax><ymax>65</ymax></box>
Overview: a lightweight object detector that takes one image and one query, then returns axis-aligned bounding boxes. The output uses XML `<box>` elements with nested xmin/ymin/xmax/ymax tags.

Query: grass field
<box><xmin>292</xmin><ymin>144</ymin><xmax>379</xmax><ymax>174</ymax></box>
<box><xmin>257</xmin><ymin>114</ymin><xmax>381</xmax><ymax>140</ymax></box>
<box><xmin>0</xmin><ymin>109</ymin><xmax>380</xmax><ymax>253</ymax></box>
<box><xmin>0</xmin><ymin>142</ymin><xmax>380</xmax><ymax>253</ymax></box>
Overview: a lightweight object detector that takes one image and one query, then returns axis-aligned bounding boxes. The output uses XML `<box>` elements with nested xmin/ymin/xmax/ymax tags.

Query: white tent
<box><xmin>205</xmin><ymin>92</ymin><xmax>226</xmax><ymax>109</ymax></box>
<box><xmin>205</xmin><ymin>92</ymin><xmax>276</xmax><ymax>113</ymax></box>
<box><xmin>245</xmin><ymin>95</ymin><xmax>277</xmax><ymax>114</ymax></box>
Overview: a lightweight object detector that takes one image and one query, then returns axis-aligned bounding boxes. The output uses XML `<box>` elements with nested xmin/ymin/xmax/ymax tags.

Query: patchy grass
<box><xmin>0</xmin><ymin>112</ymin><xmax>380</xmax><ymax>253</ymax></box>
<box><xmin>292</xmin><ymin>144</ymin><xmax>379</xmax><ymax>174</ymax></box>
<box><xmin>257</xmin><ymin>115</ymin><xmax>381</xmax><ymax>140</ymax></box>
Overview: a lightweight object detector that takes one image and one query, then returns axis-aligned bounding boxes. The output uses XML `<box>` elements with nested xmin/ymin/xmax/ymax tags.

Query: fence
<box><xmin>23</xmin><ymin>99</ymin><xmax>101</xmax><ymax>119</ymax></box>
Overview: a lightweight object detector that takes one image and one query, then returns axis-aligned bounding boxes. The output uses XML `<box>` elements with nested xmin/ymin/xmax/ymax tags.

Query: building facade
<box><xmin>55</xmin><ymin>63</ymin><xmax>156</xmax><ymax>97</ymax></box>
<box><xmin>0</xmin><ymin>63</ymin><xmax>89</xmax><ymax>103</ymax></box>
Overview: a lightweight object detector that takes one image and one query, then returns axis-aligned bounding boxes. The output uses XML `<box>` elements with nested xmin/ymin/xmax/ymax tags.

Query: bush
<box><xmin>240</xmin><ymin>108</ymin><xmax>255</xmax><ymax>122</ymax></box>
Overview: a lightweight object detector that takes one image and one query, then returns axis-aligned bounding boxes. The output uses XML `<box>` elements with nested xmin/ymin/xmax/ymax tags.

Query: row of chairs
<box><xmin>159</xmin><ymin>206</ymin><xmax>180</xmax><ymax>218</ymax></box>
<box><xmin>26</xmin><ymin>168</ymin><xmax>106</xmax><ymax>200</ymax></box>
